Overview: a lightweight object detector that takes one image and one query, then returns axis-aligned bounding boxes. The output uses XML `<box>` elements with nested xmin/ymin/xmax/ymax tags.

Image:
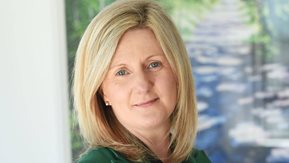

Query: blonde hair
<box><xmin>73</xmin><ymin>0</ymin><xmax>198</xmax><ymax>162</ymax></box>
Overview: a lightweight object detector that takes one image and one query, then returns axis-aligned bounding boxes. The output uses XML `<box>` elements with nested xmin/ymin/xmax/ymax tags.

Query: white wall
<box><xmin>0</xmin><ymin>0</ymin><xmax>72</xmax><ymax>163</ymax></box>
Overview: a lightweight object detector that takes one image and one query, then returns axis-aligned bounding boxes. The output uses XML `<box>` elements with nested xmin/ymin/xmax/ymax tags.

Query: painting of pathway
<box><xmin>185</xmin><ymin>0</ymin><xmax>289</xmax><ymax>162</ymax></box>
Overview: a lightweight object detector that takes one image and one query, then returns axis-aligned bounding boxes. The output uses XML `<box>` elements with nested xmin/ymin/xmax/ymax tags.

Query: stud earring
<box><xmin>105</xmin><ymin>101</ymin><xmax>110</xmax><ymax>106</ymax></box>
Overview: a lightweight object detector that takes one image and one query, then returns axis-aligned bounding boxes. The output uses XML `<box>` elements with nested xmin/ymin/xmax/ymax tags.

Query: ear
<box><xmin>103</xmin><ymin>95</ymin><xmax>111</xmax><ymax>106</ymax></box>
<box><xmin>101</xmin><ymin>91</ymin><xmax>110</xmax><ymax>106</ymax></box>
<box><xmin>99</xmin><ymin>85</ymin><xmax>110</xmax><ymax>106</ymax></box>
<box><xmin>103</xmin><ymin>94</ymin><xmax>109</xmax><ymax>103</ymax></box>
<box><xmin>98</xmin><ymin>85</ymin><xmax>106</xmax><ymax>100</ymax></box>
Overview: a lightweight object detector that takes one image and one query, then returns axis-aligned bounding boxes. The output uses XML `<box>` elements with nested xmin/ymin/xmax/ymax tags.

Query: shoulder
<box><xmin>185</xmin><ymin>149</ymin><xmax>211</xmax><ymax>163</ymax></box>
<box><xmin>77</xmin><ymin>147</ymin><xmax>127</xmax><ymax>163</ymax></box>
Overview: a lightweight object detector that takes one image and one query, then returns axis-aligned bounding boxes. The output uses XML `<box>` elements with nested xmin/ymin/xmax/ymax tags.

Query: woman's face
<box><xmin>101</xmin><ymin>28</ymin><xmax>177</xmax><ymax>132</ymax></box>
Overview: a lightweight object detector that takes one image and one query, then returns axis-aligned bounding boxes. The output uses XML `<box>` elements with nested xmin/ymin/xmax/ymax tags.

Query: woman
<box><xmin>73</xmin><ymin>0</ymin><xmax>211</xmax><ymax>162</ymax></box>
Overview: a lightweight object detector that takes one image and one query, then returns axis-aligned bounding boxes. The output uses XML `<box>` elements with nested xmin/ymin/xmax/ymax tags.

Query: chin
<box><xmin>136</xmin><ymin>117</ymin><xmax>168</xmax><ymax>129</ymax></box>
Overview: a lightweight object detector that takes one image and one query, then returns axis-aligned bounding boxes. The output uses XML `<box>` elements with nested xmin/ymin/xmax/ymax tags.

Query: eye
<box><xmin>147</xmin><ymin>61</ymin><xmax>162</xmax><ymax>69</ymax></box>
<box><xmin>115</xmin><ymin>69</ymin><xmax>129</xmax><ymax>76</ymax></box>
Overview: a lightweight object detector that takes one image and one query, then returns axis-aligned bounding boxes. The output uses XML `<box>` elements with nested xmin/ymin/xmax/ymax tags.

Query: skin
<box><xmin>101</xmin><ymin>28</ymin><xmax>177</xmax><ymax>161</ymax></box>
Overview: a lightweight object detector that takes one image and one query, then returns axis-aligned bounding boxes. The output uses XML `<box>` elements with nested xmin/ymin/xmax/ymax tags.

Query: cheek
<box><xmin>102</xmin><ymin>79</ymin><xmax>132</xmax><ymax>106</ymax></box>
<box><xmin>158</xmin><ymin>72</ymin><xmax>178</xmax><ymax>106</ymax></box>
<box><xmin>105</xmin><ymin>84</ymin><xmax>132</xmax><ymax>122</ymax></box>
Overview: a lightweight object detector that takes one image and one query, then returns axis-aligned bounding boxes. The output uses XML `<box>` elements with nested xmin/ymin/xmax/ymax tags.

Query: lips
<box><xmin>134</xmin><ymin>98</ymin><xmax>159</xmax><ymax>107</ymax></box>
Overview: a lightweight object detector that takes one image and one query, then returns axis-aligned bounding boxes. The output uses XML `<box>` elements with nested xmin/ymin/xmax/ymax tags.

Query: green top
<box><xmin>77</xmin><ymin>147</ymin><xmax>211</xmax><ymax>163</ymax></box>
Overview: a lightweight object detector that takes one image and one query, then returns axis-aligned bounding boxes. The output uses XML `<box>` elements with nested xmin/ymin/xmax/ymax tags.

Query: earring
<box><xmin>105</xmin><ymin>101</ymin><xmax>110</xmax><ymax>106</ymax></box>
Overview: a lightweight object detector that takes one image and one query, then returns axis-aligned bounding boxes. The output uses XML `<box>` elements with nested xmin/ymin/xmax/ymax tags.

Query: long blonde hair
<box><xmin>73</xmin><ymin>0</ymin><xmax>198</xmax><ymax>162</ymax></box>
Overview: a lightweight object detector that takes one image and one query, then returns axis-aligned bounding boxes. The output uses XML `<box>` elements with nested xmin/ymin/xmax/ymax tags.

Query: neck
<box><xmin>127</xmin><ymin>124</ymin><xmax>171</xmax><ymax>161</ymax></box>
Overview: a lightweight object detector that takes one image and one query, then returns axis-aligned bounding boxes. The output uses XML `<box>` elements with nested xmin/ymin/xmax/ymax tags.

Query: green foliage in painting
<box><xmin>243</xmin><ymin>0</ymin><xmax>289</xmax><ymax>62</ymax></box>
<box><xmin>65</xmin><ymin>0</ymin><xmax>115</xmax><ymax>160</ymax></box>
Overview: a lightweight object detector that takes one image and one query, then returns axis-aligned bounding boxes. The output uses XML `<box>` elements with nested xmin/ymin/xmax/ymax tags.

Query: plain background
<box><xmin>0</xmin><ymin>0</ymin><xmax>71</xmax><ymax>162</ymax></box>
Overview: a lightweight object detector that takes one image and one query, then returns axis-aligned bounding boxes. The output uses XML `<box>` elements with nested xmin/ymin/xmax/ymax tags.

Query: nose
<box><xmin>133</xmin><ymin>70</ymin><xmax>153</xmax><ymax>94</ymax></box>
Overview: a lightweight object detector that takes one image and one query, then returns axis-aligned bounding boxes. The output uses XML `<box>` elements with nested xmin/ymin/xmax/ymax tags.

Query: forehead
<box><xmin>112</xmin><ymin>28</ymin><xmax>165</xmax><ymax>61</ymax></box>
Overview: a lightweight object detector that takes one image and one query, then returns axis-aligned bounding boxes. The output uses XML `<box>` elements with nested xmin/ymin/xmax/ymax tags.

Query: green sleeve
<box><xmin>77</xmin><ymin>147</ymin><xmax>119</xmax><ymax>163</ymax></box>
<box><xmin>77</xmin><ymin>147</ymin><xmax>211</xmax><ymax>163</ymax></box>
<box><xmin>186</xmin><ymin>149</ymin><xmax>211</xmax><ymax>163</ymax></box>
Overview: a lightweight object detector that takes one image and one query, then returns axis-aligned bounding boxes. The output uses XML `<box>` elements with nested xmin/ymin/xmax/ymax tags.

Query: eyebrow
<box><xmin>109</xmin><ymin>54</ymin><xmax>164</xmax><ymax>69</ymax></box>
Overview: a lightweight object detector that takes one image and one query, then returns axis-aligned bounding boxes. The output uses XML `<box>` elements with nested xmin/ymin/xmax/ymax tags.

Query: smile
<box><xmin>133</xmin><ymin>98</ymin><xmax>159</xmax><ymax>107</ymax></box>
